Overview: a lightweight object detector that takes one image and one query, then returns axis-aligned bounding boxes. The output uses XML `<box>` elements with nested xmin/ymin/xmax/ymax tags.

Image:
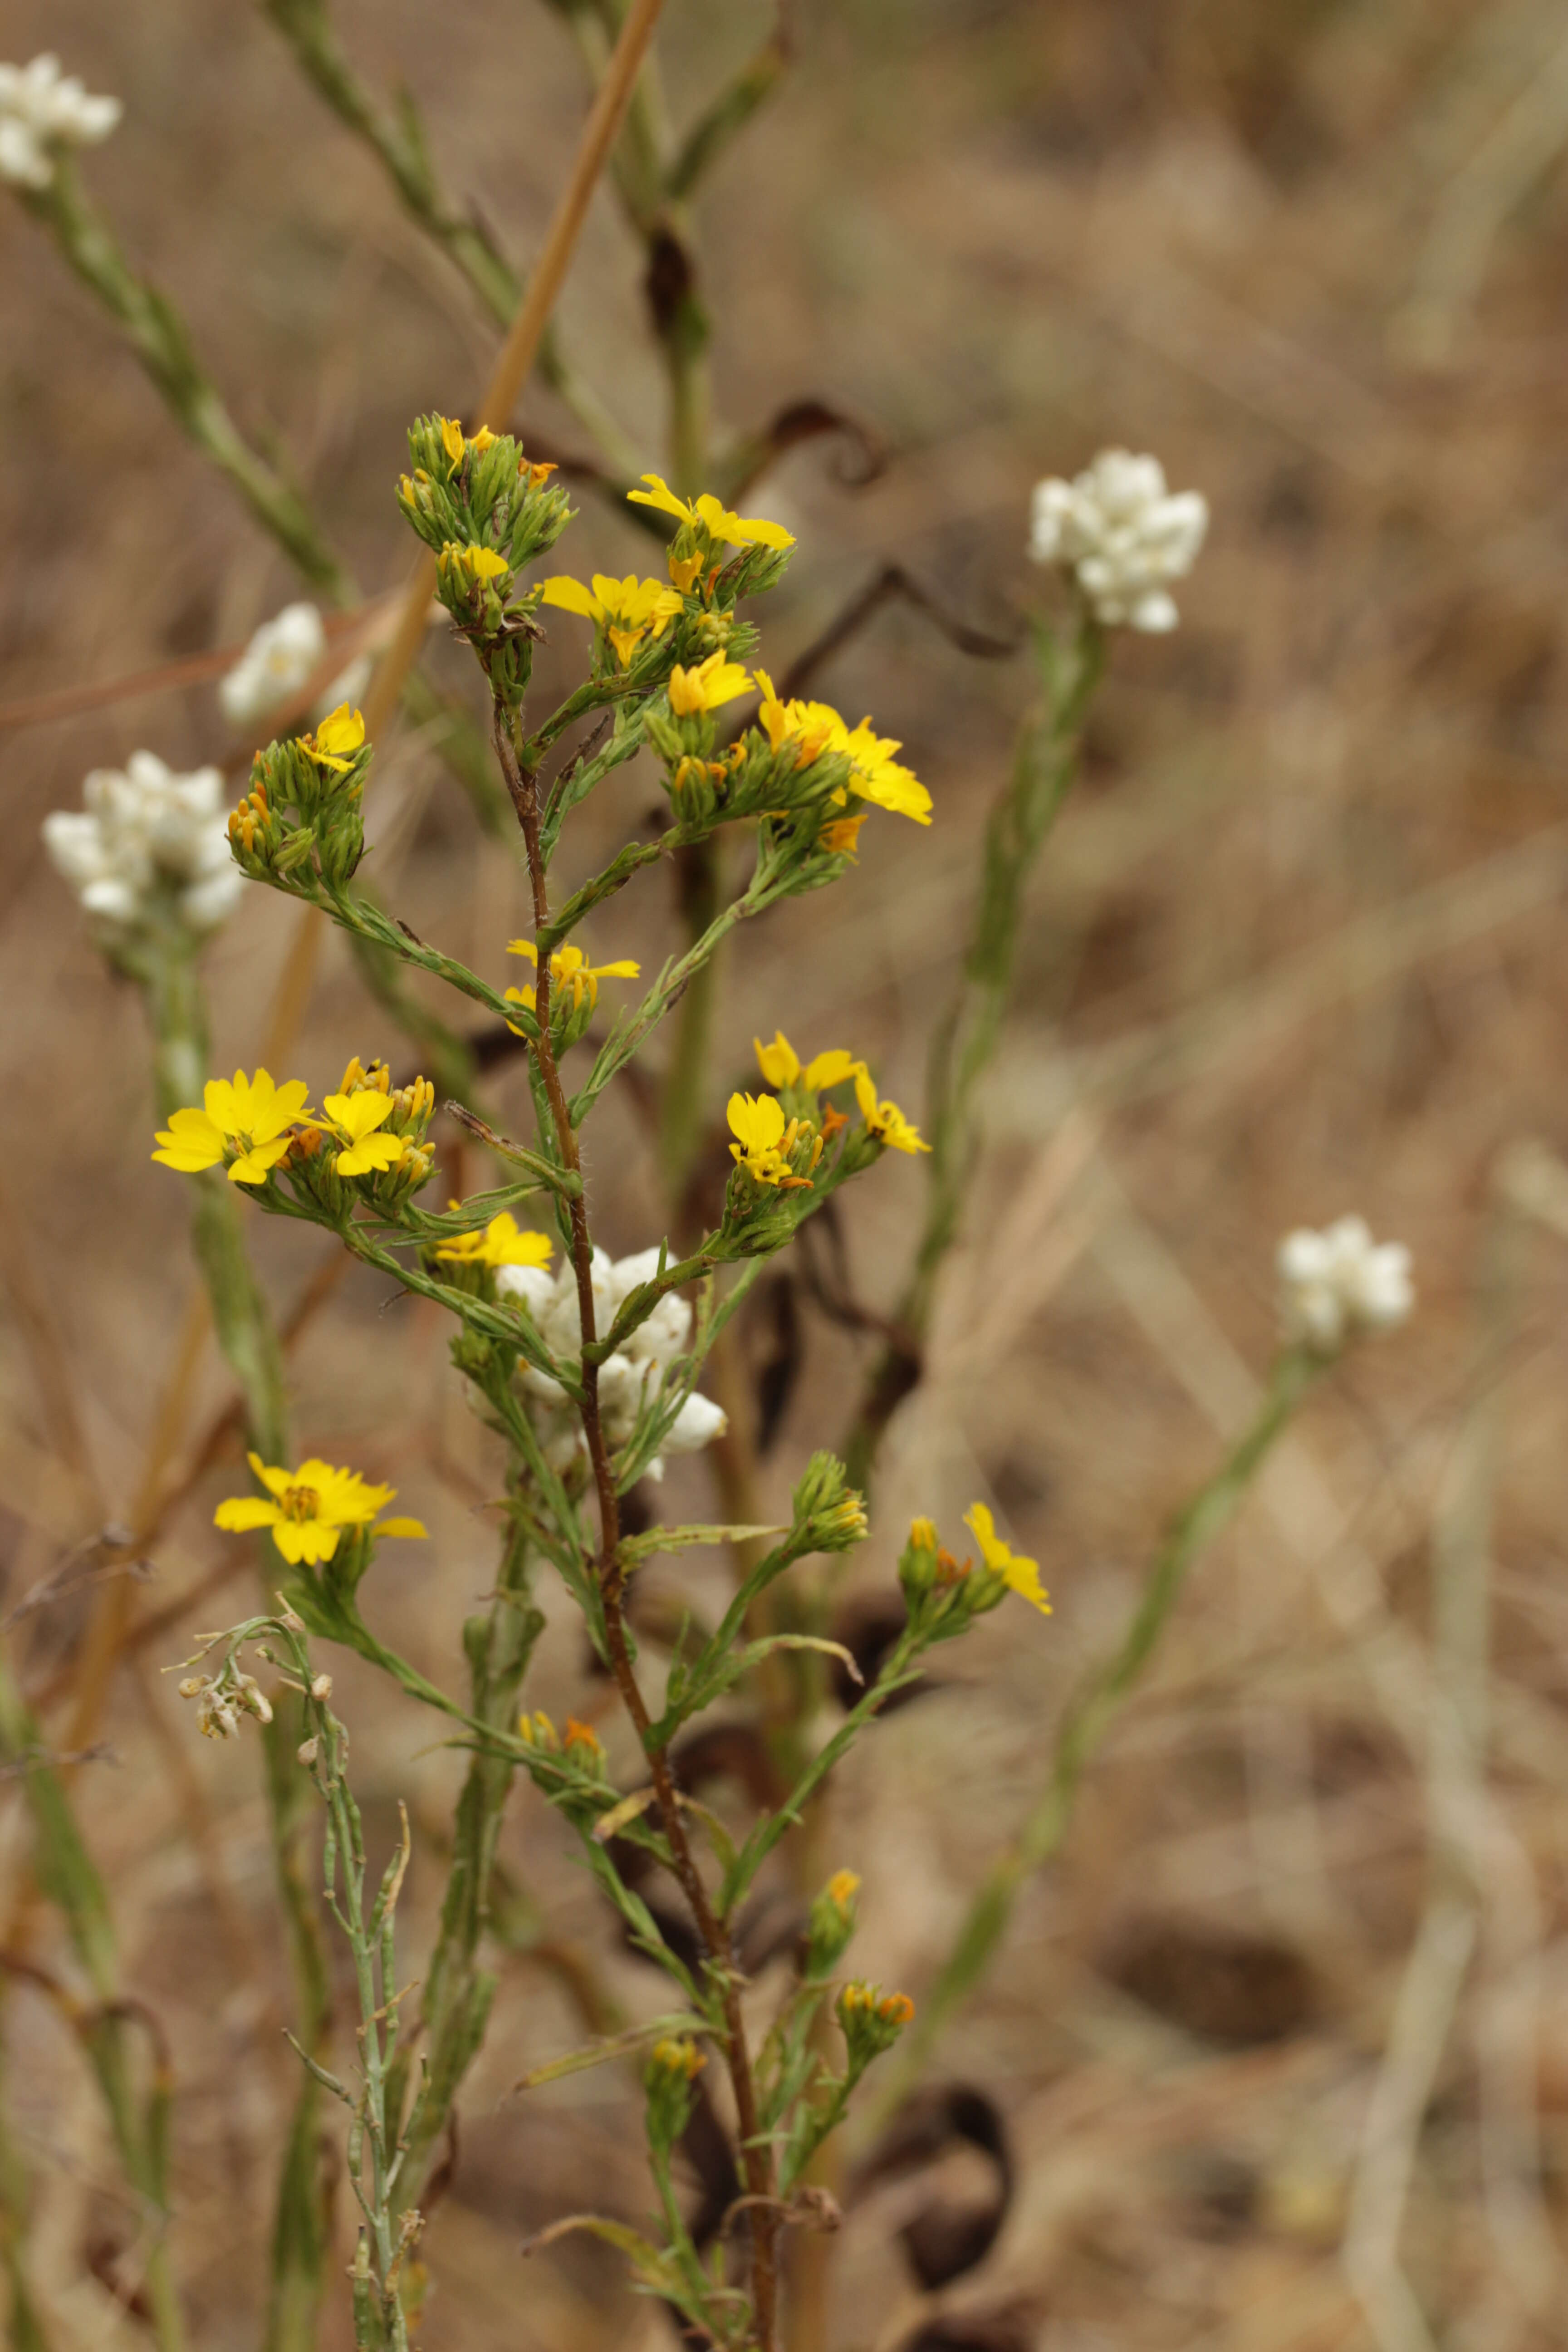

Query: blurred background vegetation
<box><xmin>7</xmin><ymin>2</ymin><xmax>1568</xmax><ymax>2347</ymax></box>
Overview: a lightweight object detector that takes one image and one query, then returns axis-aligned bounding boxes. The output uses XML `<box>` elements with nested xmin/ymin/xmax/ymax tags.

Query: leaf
<box><xmin>510</xmin><ymin>2012</ymin><xmax>706</xmax><ymax>2092</ymax></box>
<box><xmin>618</xmin><ymin>1519</ymin><xmax>784</xmax><ymax>1568</ymax></box>
<box><xmin>519</xmin><ymin>2212</ymin><xmax>680</xmax><ymax>2292</ymax></box>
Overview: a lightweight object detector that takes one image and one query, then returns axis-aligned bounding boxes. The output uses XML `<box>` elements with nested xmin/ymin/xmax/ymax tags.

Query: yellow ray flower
<box><xmin>215</xmin><ymin>1450</ymin><xmax>426</xmax><ymax>1567</ymax></box>
<box><xmin>152</xmin><ymin>1068</ymin><xmax>315</xmax><ymax>1186</ymax></box>
<box><xmin>753</xmin><ymin>1031</ymin><xmax>858</xmax><ymax>1093</ymax></box>
<box><xmin>323</xmin><ymin>1089</ymin><xmax>409</xmax><ymax>1178</ymax></box>
<box><xmin>298</xmin><ymin>704</ymin><xmax>366</xmax><ymax>773</ymax></box>
<box><xmin>505</xmin><ymin>939</ymin><xmax>640</xmax><ymax>1021</ymax></box>
<box><xmin>437</xmin><ymin>541</ymin><xmax>510</xmax><ymax>586</ymax></box>
<box><xmin>541</xmin><ymin>573</ymin><xmax>685</xmax><ymax>668</ymax></box>
<box><xmin>668</xmin><ymin>652</ymin><xmax>752</xmax><ymax>717</ymax></box>
<box><xmin>853</xmin><ymin>1067</ymin><xmax>928</xmax><ymax>1155</ymax></box>
<box><xmin>753</xmin><ymin>670</ymin><xmax>931</xmax><ymax>826</ymax></box>
<box><xmin>726</xmin><ymin>1091</ymin><xmax>818</xmax><ymax>1188</ymax></box>
<box><xmin>964</xmin><ymin>1503</ymin><xmax>1050</xmax><ymax>1615</ymax></box>
<box><xmin>439</xmin><ymin>414</ymin><xmax>466</xmax><ymax>468</ymax></box>
<box><xmin>627</xmin><ymin>473</ymin><xmax>794</xmax><ymax>551</ymax></box>
<box><xmin>434</xmin><ymin>1212</ymin><xmax>554</xmax><ymax>1271</ymax></box>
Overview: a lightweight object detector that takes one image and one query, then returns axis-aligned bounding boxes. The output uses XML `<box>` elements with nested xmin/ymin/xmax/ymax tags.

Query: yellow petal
<box><xmin>374</xmin><ymin>1516</ymin><xmax>428</xmax><ymax>1540</ymax></box>
<box><xmin>506</xmin><ymin>939</ymin><xmax>540</xmax><ymax>965</ymax></box>
<box><xmin>802</xmin><ymin>1049</ymin><xmax>857</xmax><ymax>1092</ymax></box>
<box><xmin>754</xmin><ymin>1031</ymin><xmax>801</xmax><ymax>1089</ymax></box>
<box><xmin>324</xmin><ymin>1091</ymin><xmax>394</xmax><ymax>1140</ymax></box>
<box><xmin>313</xmin><ymin>705</ymin><xmax>366</xmax><ymax>761</ymax></box>
<box><xmin>627</xmin><ymin>473</ymin><xmax>693</xmax><ymax>525</ymax></box>
<box><xmin>439</xmin><ymin>415</ymin><xmax>466</xmax><ymax>467</ymax></box>
<box><xmin>541</xmin><ymin>575</ymin><xmax>603</xmax><ymax>619</ymax></box>
<box><xmin>214</xmin><ymin>1497</ymin><xmax>281</xmax><ymax>1533</ymax></box>
<box><xmin>250</xmin><ymin>1451</ymin><xmax>294</xmax><ymax>1499</ymax></box>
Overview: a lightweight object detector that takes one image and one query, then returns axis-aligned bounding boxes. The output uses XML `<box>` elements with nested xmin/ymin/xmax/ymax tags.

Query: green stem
<box><xmin>138</xmin><ymin>931</ymin><xmax>329</xmax><ymax>2346</ymax></box>
<box><xmin>386</xmin><ymin>1519</ymin><xmax>544</xmax><ymax>2218</ymax></box>
<box><xmin>0</xmin><ymin>1657</ymin><xmax>187</xmax><ymax>2352</ymax></box>
<box><xmin>25</xmin><ymin>162</ymin><xmax>346</xmax><ymax>594</ymax></box>
<box><xmin>843</xmin><ymin>610</ymin><xmax>1103</xmax><ymax>1490</ymax></box>
<box><xmin>262</xmin><ymin>0</ymin><xmax>639</xmax><ymax>475</ymax></box>
<box><xmin>879</xmin><ymin>1345</ymin><xmax>1320</xmax><ymax>2107</ymax></box>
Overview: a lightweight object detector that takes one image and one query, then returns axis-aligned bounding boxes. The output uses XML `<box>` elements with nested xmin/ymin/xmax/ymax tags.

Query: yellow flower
<box><xmin>727</xmin><ymin>1091</ymin><xmax>818</xmax><ymax>1189</ymax></box>
<box><xmin>437</xmin><ymin>541</ymin><xmax>511</xmax><ymax>585</ymax></box>
<box><xmin>752</xmin><ymin>669</ymin><xmax>931</xmax><ymax>826</ymax></box>
<box><xmin>152</xmin><ymin>1068</ymin><xmax>315</xmax><ymax>1186</ymax></box>
<box><xmin>826</xmin><ymin>1869</ymin><xmax>861</xmax><ymax>1907</ymax></box>
<box><xmin>964</xmin><ymin>1503</ymin><xmax>1050</xmax><ymax>1616</ymax></box>
<box><xmin>323</xmin><ymin>1088</ymin><xmax>409</xmax><ymax>1178</ymax></box>
<box><xmin>853</xmin><ymin>1066</ymin><xmax>929</xmax><ymax>1155</ymax></box>
<box><xmin>727</xmin><ymin>1090</ymin><xmax>787</xmax><ymax>1181</ymax></box>
<box><xmin>298</xmin><ymin>704</ymin><xmax>366</xmax><ymax>774</ymax></box>
<box><xmin>541</xmin><ymin>573</ymin><xmax>685</xmax><ymax>668</ymax></box>
<box><xmin>434</xmin><ymin>1213</ymin><xmax>554</xmax><ymax>1271</ymax></box>
<box><xmin>215</xmin><ymin>1450</ymin><xmax>426</xmax><ymax>1567</ymax></box>
<box><xmin>439</xmin><ymin>414</ymin><xmax>466</xmax><ymax>467</ymax></box>
<box><xmin>908</xmin><ymin>1516</ymin><xmax>939</xmax><ymax>1553</ymax></box>
<box><xmin>668</xmin><ymin>651</ymin><xmax>753</xmax><ymax>717</ymax></box>
<box><xmin>504</xmin><ymin>939</ymin><xmax>640</xmax><ymax>1024</ymax></box>
<box><xmin>627</xmin><ymin>473</ymin><xmax>795</xmax><ymax>552</ymax></box>
<box><xmin>753</xmin><ymin>1031</ymin><xmax>858</xmax><ymax>1093</ymax></box>
<box><xmin>471</xmin><ymin>424</ymin><xmax>497</xmax><ymax>454</ymax></box>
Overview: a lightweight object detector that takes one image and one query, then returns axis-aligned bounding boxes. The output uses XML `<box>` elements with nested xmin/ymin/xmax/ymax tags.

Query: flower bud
<box><xmin>804</xmin><ymin>1868</ymin><xmax>860</xmax><ymax>1980</ymax></box>
<box><xmin>837</xmin><ymin>1980</ymin><xmax>915</xmax><ymax>2073</ymax></box>
<box><xmin>644</xmin><ymin>2037</ymin><xmax>706</xmax><ymax>2154</ymax></box>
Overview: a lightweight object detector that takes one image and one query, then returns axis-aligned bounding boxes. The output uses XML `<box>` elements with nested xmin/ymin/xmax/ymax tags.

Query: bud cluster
<box><xmin>397</xmin><ymin>414</ymin><xmax>572</xmax><ymax>706</ymax></box>
<box><xmin>275</xmin><ymin>1056</ymin><xmax>437</xmax><ymax>1223</ymax></box>
<box><xmin>803</xmin><ymin>1868</ymin><xmax>861</xmax><ymax>1981</ymax></box>
<box><xmin>646</xmin><ymin>700</ymin><xmax>855</xmax><ymax>839</ymax></box>
<box><xmin>897</xmin><ymin>1516</ymin><xmax>1008</xmax><ymax>1646</ymax></box>
<box><xmin>791</xmin><ymin>1452</ymin><xmax>870</xmax><ymax>1556</ymax></box>
<box><xmin>228</xmin><ymin>706</ymin><xmax>372</xmax><ymax>892</ymax></box>
<box><xmin>836</xmin><ymin>1980</ymin><xmax>915</xmax><ymax>2072</ymax></box>
<box><xmin>643</xmin><ymin>2036</ymin><xmax>706</xmax><ymax>2155</ymax></box>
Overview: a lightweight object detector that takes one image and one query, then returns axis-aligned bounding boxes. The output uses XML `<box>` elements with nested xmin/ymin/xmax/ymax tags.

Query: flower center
<box><xmin>280</xmin><ymin>1484</ymin><xmax>322</xmax><ymax>1523</ymax></box>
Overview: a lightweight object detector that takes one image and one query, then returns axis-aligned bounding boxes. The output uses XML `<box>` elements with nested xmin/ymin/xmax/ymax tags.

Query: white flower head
<box><xmin>495</xmin><ymin>1244</ymin><xmax>726</xmax><ymax>1480</ymax></box>
<box><xmin>1277</xmin><ymin>1216</ymin><xmax>1414</xmax><ymax>1352</ymax></box>
<box><xmin>42</xmin><ymin>751</ymin><xmax>246</xmax><ymax>942</ymax></box>
<box><xmin>217</xmin><ymin>603</ymin><xmax>374</xmax><ymax>734</ymax></box>
<box><xmin>1029</xmin><ymin>448</ymin><xmax>1208</xmax><ymax>631</ymax></box>
<box><xmin>0</xmin><ymin>54</ymin><xmax>120</xmax><ymax>191</ymax></box>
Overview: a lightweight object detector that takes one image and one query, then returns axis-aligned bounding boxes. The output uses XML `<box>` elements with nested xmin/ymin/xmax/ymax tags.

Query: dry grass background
<box><xmin>6</xmin><ymin>1</ymin><xmax>1568</xmax><ymax>2347</ymax></box>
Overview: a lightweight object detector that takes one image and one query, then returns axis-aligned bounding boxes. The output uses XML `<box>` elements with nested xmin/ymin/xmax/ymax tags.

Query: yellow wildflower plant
<box><xmin>627</xmin><ymin>473</ymin><xmax>795</xmax><ymax>553</ymax></box>
<box><xmin>754</xmin><ymin>1030</ymin><xmax>858</xmax><ymax>1094</ymax></box>
<box><xmin>964</xmin><ymin>1502</ymin><xmax>1050</xmax><ymax>1616</ymax></box>
<box><xmin>434</xmin><ymin>1212</ymin><xmax>553</xmax><ymax>1271</ymax></box>
<box><xmin>541</xmin><ymin>572</ymin><xmax>684</xmax><ymax>668</ymax></box>
<box><xmin>323</xmin><ymin>1088</ymin><xmax>410</xmax><ymax>1178</ymax></box>
<box><xmin>152</xmin><ymin>1068</ymin><xmax>315</xmax><ymax>1186</ymax></box>
<box><xmin>504</xmin><ymin>939</ymin><xmax>640</xmax><ymax>1024</ymax></box>
<box><xmin>852</xmin><ymin>1066</ymin><xmax>928</xmax><ymax>1155</ymax></box>
<box><xmin>215</xmin><ymin>1451</ymin><xmax>426</xmax><ymax>1567</ymax></box>
<box><xmin>298</xmin><ymin>703</ymin><xmax>366</xmax><ymax>774</ymax></box>
<box><xmin>754</xmin><ymin>669</ymin><xmax>932</xmax><ymax>826</ymax></box>
<box><xmin>668</xmin><ymin>651</ymin><xmax>753</xmax><ymax>717</ymax></box>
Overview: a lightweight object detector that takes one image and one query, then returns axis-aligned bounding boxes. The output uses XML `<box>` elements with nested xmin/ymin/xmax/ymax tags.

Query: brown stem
<box><xmin>490</xmin><ymin>705</ymin><xmax>780</xmax><ymax>2349</ymax></box>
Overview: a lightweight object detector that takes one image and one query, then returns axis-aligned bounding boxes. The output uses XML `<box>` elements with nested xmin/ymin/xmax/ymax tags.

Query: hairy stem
<box><xmin>494</xmin><ymin>705</ymin><xmax>780</xmax><ymax>2349</ymax></box>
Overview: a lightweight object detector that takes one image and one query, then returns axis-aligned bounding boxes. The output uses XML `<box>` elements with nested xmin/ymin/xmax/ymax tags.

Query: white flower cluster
<box><xmin>497</xmin><ymin>1246</ymin><xmax>726</xmax><ymax>1479</ymax></box>
<box><xmin>1277</xmin><ymin>1216</ymin><xmax>1414</xmax><ymax>1352</ymax></box>
<box><xmin>1029</xmin><ymin>448</ymin><xmax>1208</xmax><ymax>632</ymax></box>
<box><xmin>220</xmin><ymin>602</ymin><xmax>369</xmax><ymax>732</ymax></box>
<box><xmin>43</xmin><ymin>753</ymin><xmax>246</xmax><ymax>938</ymax></box>
<box><xmin>0</xmin><ymin>54</ymin><xmax>120</xmax><ymax>190</ymax></box>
